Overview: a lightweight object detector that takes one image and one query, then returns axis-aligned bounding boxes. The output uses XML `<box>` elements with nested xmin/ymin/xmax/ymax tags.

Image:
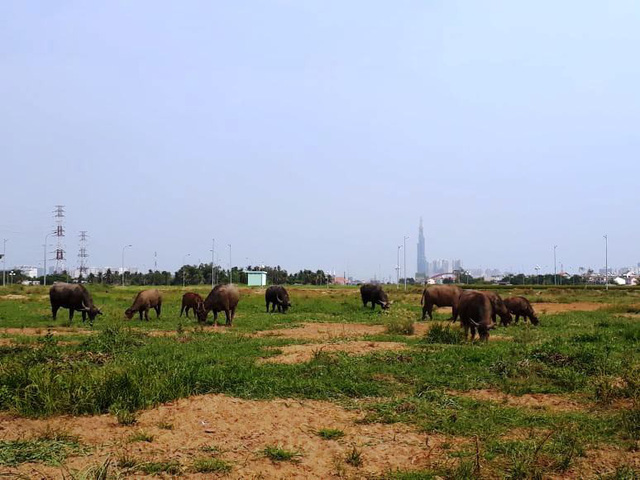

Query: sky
<box><xmin>1</xmin><ymin>1</ymin><xmax>639</xmax><ymax>280</ymax></box>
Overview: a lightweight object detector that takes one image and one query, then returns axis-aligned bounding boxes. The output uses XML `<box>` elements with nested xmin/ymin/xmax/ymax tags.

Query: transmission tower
<box><xmin>53</xmin><ymin>205</ymin><xmax>66</xmax><ymax>273</ymax></box>
<box><xmin>78</xmin><ymin>231</ymin><xmax>89</xmax><ymax>278</ymax></box>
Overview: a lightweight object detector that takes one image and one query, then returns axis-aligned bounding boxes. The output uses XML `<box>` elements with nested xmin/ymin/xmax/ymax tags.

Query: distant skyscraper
<box><xmin>416</xmin><ymin>217</ymin><xmax>427</xmax><ymax>280</ymax></box>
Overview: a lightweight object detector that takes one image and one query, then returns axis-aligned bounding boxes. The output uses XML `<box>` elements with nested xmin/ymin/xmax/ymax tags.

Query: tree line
<box><xmin>22</xmin><ymin>264</ymin><xmax>335</xmax><ymax>286</ymax></box>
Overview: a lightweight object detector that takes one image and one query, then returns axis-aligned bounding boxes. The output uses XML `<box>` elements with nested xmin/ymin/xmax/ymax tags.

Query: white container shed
<box><xmin>246</xmin><ymin>271</ymin><xmax>267</xmax><ymax>287</ymax></box>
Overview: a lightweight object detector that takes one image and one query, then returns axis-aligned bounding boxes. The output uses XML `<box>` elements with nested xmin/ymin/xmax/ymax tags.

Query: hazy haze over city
<box><xmin>1</xmin><ymin>1</ymin><xmax>639</xmax><ymax>280</ymax></box>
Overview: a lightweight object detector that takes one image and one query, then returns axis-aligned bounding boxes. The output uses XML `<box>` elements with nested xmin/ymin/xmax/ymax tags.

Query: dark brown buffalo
<box><xmin>49</xmin><ymin>282</ymin><xmax>102</xmax><ymax>324</ymax></box>
<box><xmin>504</xmin><ymin>296</ymin><xmax>539</xmax><ymax>325</ymax></box>
<box><xmin>457</xmin><ymin>290</ymin><xmax>495</xmax><ymax>341</ymax></box>
<box><xmin>197</xmin><ymin>284</ymin><xmax>240</xmax><ymax>326</ymax></box>
<box><xmin>481</xmin><ymin>291</ymin><xmax>513</xmax><ymax>326</ymax></box>
<box><xmin>180</xmin><ymin>292</ymin><xmax>203</xmax><ymax>318</ymax></box>
<box><xmin>125</xmin><ymin>289</ymin><xmax>162</xmax><ymax>321</ymax></box>
<box><xmin>360</xmin><ymin>283</ymin><xmax>391</xmax><ymax>310</ymax></box>
<box><xmin>265</xmin><ymin>285</ymin><xmax>291</xmax><ymax>313</ymax></box>
<box><xmin>421</xmin><ymin>285</ymin><xmax>462</xmax><ymax>320</ymax></box>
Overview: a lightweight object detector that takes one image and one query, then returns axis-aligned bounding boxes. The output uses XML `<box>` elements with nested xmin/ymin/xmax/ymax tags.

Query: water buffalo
<box><xmin>265</xmin><ymin>285</ymin><xmax>291</xmax><ymax>313</ymax></box>
<box><xmin>360</xmin><ymin>283</ymin><xmax>391</xmax><ymax>310</ymax></box>
<box><xmin>180</xmin><ymin>292</ymin><xmax>203</xmax><ymax>318</ymax></box>
<box><xmin>49</xmin><ymin>283</ymin><xmax>102</xmax><ymax>325</ymax></box>
<box><xmin>457</xmin><ymin>290</ymin><xmax>495</xmax><ymax>341</ymax></box>
<box><xmin>421</xmin><ymin>285</ymin><xmax>462</xmax><ymax>320</ymax></box>
<box><xmin>504</xmin><ymin>296</ymin><xmax>539</xmax><ymax>325</ymax></box>
<box><xmin>197</xmin><ymin>284</ymin><xmax>240</xmax><ymax>326</ymax></box>
<box><xmin>481</xmin><ymin>291</ymin><xmax>513</xmax><ymax>326</ymax></box>
<box><xmin>125</xmin><ymin>289</ymin><xmax>162</xmax><ymax>321</ymax></box>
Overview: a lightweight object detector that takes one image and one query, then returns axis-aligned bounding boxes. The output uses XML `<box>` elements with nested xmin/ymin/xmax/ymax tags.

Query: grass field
<box><xmin>0</xmin><ymin>284</ymin><xmax>639</xmax><ymax>479</ymax></box>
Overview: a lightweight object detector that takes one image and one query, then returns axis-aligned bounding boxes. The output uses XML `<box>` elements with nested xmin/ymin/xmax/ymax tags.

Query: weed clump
<box><xmin>422</xmin><ymin>324</ymin><xmax>464</xmax><ymax>344</ymax></box>
<box><xmin>263</xmin><ymin>445</ymin><xmax>302</xmax><ymax>462</ymax></box>
<box><xmin>192</xmin><ymin>457</ymin><xmax>232</xmax><ymax>473</ymax></box>
<box><xmin>317</xmin><ymin>428</ymin><xmax>345</xmax><ymax>440</ymax></box>
<box><xmin>386</xmin><ymin>318</ymin><xmax>415</xmax><ymax>335</ymax></box>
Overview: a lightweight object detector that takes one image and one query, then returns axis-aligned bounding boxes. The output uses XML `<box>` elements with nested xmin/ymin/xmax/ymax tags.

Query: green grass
<box><xmin>0</xmin><ymin>284</ymin><xmax>639</xmax><ymax>477</ymax></box>
<box><xmin>138</xmin><ymin>460</ymin><xmax>182</xmax><ymax>475</ymax></box>
<box><xmin>317</xmin><ymin>428</ymin><xmax>345</xmax><ymax>440</ymax></box>
<box><xmin>191</xmin><ymin>457</ymin><xmax>232</xmax><ymax>473</ymax></box>
<box><xmin>262</xmin><ymin>445</ymin><xmax>302</xmax><ymax>462</ymax></box>
<box><xmin>0</xmin><ymin>431</ymin><xmax>86</xmax><ymax>466</ymax></box>
<box><xmin>128</xmin><ymin>430</ymin><xmax>154</xmax><ymax>443</ymax></box>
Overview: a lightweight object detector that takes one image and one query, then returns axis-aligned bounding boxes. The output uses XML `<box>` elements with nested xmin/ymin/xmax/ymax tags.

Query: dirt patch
<box><xmin>0</xmin><ymin>294</ymin><xmax>27</xmax><ymax>300</ymax></box>
<box><xmin>0</xmin><ymin>394</ymin><xmax>460</xmax><ymax>479</ymax></box>
<box><xmin>0</xmin><ymin>327</ymin><xmax>94</xmax><ymax>337</ymax></box>
<box><xmin>259</xmin><ymin>341</ymin><xmax>409</xmax><ymax>364</ymax></box>
<box><xmin>532</xmin><ymin>302</ymin><xmax>605</xmax><ymax>314</ymax></box>
<box><xmin>256</xmin><ymin>322</ymin><xmax>387</xmax><ymax>340</ymax></box>
<box><xmin>451</xmin><ymin>389</ymin><xmax>586</xmax><ymax>412</ymax></box>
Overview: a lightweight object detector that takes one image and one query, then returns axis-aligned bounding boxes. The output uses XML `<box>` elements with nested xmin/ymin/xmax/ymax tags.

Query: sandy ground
<box><xmin>450</xmin><ymin>389</ymin><xmax>587</xmax><ymax>412</ymax></box>
<box><xmin>0</xmin><ymin>394</ymin><xmax>461</xmax><ymax>480</ymax></box>
<box><xmin>531</xmin><ymin>302</ymin><xmax>605</xmax><ymax>314</ymax></box>
<box><xmin>0</xmin><ymin>327</ymin><xmax>94</xmax><ymax>336</ymax></box>
<box><xmin>259</xmin><ymin>341</ymin><xmax>409</xmax><ymax>364</ymax></box>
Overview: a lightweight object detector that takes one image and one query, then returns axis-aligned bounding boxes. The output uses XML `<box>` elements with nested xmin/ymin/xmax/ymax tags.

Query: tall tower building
<box><xmin>416</xmin><ymin>217</ymin><xmax>427</xmax><ymax>280</ymax></box>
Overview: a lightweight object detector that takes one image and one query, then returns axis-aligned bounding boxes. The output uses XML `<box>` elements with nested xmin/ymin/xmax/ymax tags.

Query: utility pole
<box><xmin>403</xmin><ymin>236</ymin><xmax>409</xmax><ymax>290</ymax></box>
<box><xmin>228</xmin><ymin>244</ymin><xmax>232</xmax><ymax>284</ymax></box>
<box><xmin>604</xmin><ymin>235</ymin><xmax>608</xmax><ymax>291</ymax></box>
<box><xmin>211</xmin><ymin>238</ymin><xmax>215</xmax><ymax>288</ymax></box>
<box><xmin>553</xmin><ymin>245</ymin><xmax>558</xmax><ymax>286</ymax></box>
<box><xmin>183</xmin><ymin>253</ymin><xmax>191</xmax><ymax>287</ymax></box>
<box><xmin>396</xmin><ymin>245</ymin><xmax>402</xmax><ymax>289</ymax></box>
<box><xmin>122</xmin><ymin>244</ymin><xmax>132</xmax><ymax>287</ymax></box>
<box><xmin>43</xmin><ymin>232</ymin><xmax>53</xmax><ymax>286</ymax></box>
<box><xmin>2</xmin><ymin>239</ymin><xmax>7</xmax><ymax>287</ymax></box>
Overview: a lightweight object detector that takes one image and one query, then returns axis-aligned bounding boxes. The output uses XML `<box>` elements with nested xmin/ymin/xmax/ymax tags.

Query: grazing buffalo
<box><xmin>125</xmin><ymin>289</ymin><xmax>162</xmax><ymax>321</ymax></box>
<box><xmin>421</xmin><ymin>285</ymin><xmax>463</xmax><ymax>320</ymax></box>
<box><xmin>265</xmin><ymin>285</ymin><xmax>291</xmax><ymax>313</ymax></box>
<box><xmin>481</xmin><ymin>291</ymin><xmax>513</xmax><ymax>326</ymax></box>
<box><xmin>49</xmin><ymin>283</ymin><xmax>102</xmax><ymax>325</ymax></box>
<box><xmin>504</xmin><ymin>296</ymin><xmax>539</xmax><ymax>325</ymax></box>
<box><xmin>360</xmin><ymin>283</ymin><xmax>391</xmax><ymax>310</ymax></box>
<box><xmin>197</xmin><ymin>284</ymin><xmax>240</xmax><ymax>326</ymax></box>
<box><xmin>180</xmin><ymin>292</ymin><xmax>203</xmax><ymax>318</ymax></box>
<box><xmin>457</xmin><ymin>290</ymin><xmax>495</xmax><ymax>341</ymax></box>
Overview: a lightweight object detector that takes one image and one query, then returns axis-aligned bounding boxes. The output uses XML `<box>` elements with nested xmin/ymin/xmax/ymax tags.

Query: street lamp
<box><xmin>403</xmin><ymin>236</ymin><xmax>409</xmax><ymax>290</ymax></box>
<box><xmin>603</xmin><ymin>235</ymin><xmax>608</xmax><ymax>291</ymax></box>
<box><xmin>228</xmin><ymin>244</ymin><xmax>232</xmax><ymax>284</ymax></box>
<box><xmin>396</xmin><ymin>245</ymin><xmax>402</xmax><ymax>289</ymax></box>
<box><xmin>534</xmin><ymin>265</ymin><xmax>540</xmax><ymax>286</ymax></box>
<box><xmin>183</xmin><ymin>253</ymin><xmax>191</xmax><ymax>287</ymax></box>
<box><xmin>2</xmin><ymin>239</ymin><xmax>7</xmax><ymax>287</ymax></box>
<box><xmin>44</xmin><ymin>232</ymin><xmax>53</xmax><ymax>286</ymax></box>
<box><xmin>211</xmin><ymin>238</ymin><xmax>215</xmax><ymax>288</ymax></box>
<box><xmin>9</xmin><ymin>271</ymin><xmax>15</xmax><ymax>285</ymax></box>
<box><xmin>122</xmin><ymin>244</ymin><xmax>132</xmax><ymax>287</ymax></box>
<box><xmin>553</xmin><ymin>245</ymin><xmax>558</xmax><ymax>286</ymax></box>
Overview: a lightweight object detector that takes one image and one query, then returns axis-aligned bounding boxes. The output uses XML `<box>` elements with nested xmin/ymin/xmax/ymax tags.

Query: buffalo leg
<box><xmin>230</xmin><ymin>307</ymin><xmax>236</xmax><ymax>324</ymax></box>
<box><xmin>514</xmin><ymin>314</ymin><xmax>520</xmax><ymax>323</ymax></box>
<box><xmin>451</xmin><ymin>304</ymin><xmax>459</xmax><ymax>321</ymax></box>
<box><xmin>69</xmin><ymin>309</ymin><xmax>74</xmax><ymax>321</ymax></box>
<box><xmin>139</xmin><ymin>310</ymin><xmax>143</xmax><ymax>321</ymax></box>
<box><xmin>180</xmin><ymin>304</ymin><xmax>185</xmax><ymax>317</ymax></box>
<box><xmin>421</xmin><ymin>305</ymin><xmax>428</xmax><ymax>320</ymax></box>
<box><xmin>82</xmin><ymin>311</ymin><xmax>87</xmax><ymax>323</ymax></box>
<box><xmin>213</xmin><ymin>311</ymin><xmax>218</xmax><ymax>326</ymax></box>
<box><xmin>266</xmin><ymin>301</ymin><xmax>270</xmax><ymax>313</ymax></box>
<box><xmin>52</xmin><ymin>305</ymin><xmax>60</xmax><ymax>320</ymax></box>
<box><xmin>156</xmin><ymin>302</ymin><xmax>161</xmax><ymax>318</ymax></box>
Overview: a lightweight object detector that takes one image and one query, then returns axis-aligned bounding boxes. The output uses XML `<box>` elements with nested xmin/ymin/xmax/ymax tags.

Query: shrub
<box><xmin>385</xmin><ymin>318</ymin><xmax>415</xmax><ymax>335</ymax></box>
<box><xmin>317</xmin><ymin>428</ymin><xmax>345</xmax><ymax>440</ymax></box>
<box><xmin>422</xmin><ymin>324</ymin><xmax>464</xmax><ymax>344</ymax></box>
<box><xmin>263</xmin><ymin>445</ymin><xmax>302</xmax><ymax>462</ymax></box>
<box><xmin>192</xmin><ymin>457</ymin><xmax>232</xmax><ymax>474</ymax></box>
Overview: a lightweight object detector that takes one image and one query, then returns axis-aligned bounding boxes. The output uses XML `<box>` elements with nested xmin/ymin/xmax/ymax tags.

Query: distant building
<box><xmin>16</xmin><ymin>266</ymin><xmax>38</xmax><ymax>278</ymax></box>
<box><xmin>416</xmin><ymin>217</ymin><xmax>427</xmax><ymax>281</ymax></box>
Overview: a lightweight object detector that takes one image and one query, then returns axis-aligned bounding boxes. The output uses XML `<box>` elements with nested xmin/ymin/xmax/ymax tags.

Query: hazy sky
<box><xmin>1</xmin><ymin>1</ymin><xmax>639</xmax><ymax>280</ymax></box>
